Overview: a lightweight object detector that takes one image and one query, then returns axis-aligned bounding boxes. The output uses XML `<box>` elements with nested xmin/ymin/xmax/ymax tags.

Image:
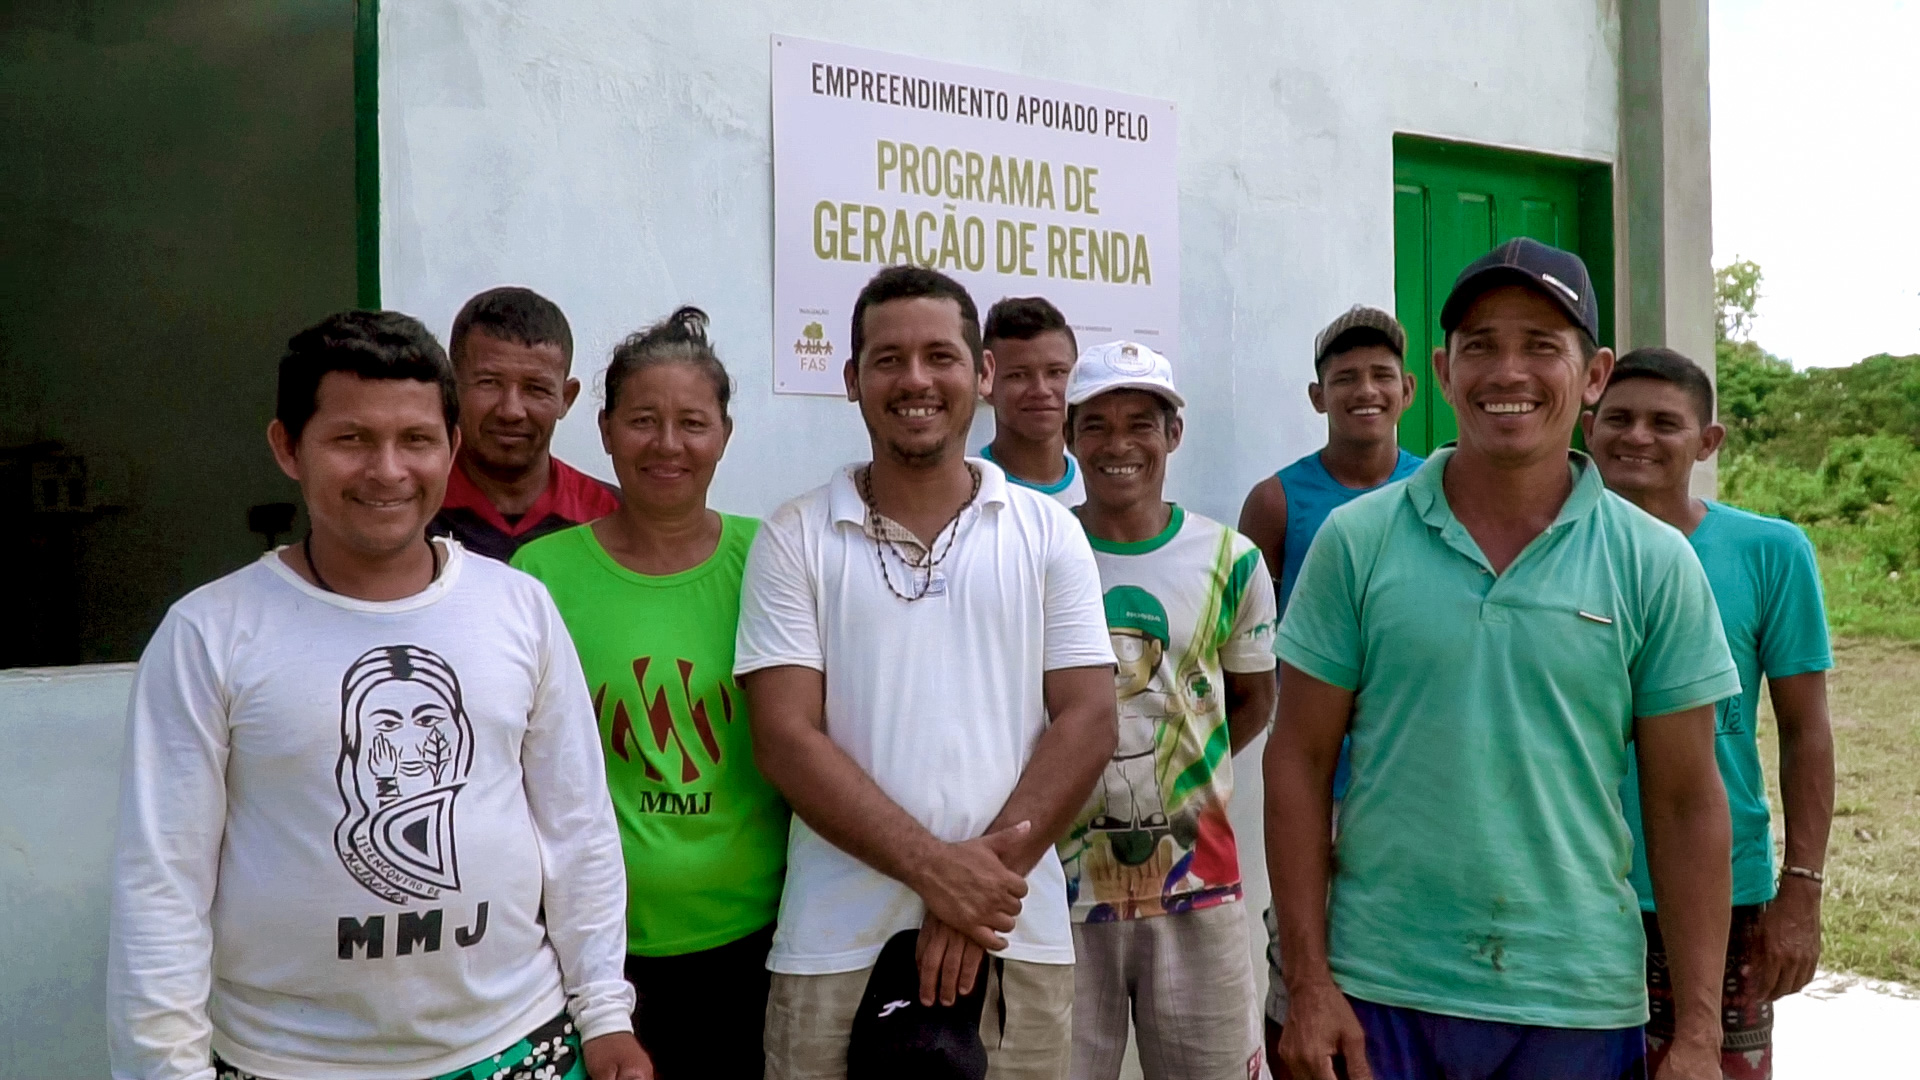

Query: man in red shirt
<box><xmin>431</xmin><ymin>286</ymin><xmax>618</xmax><ymax>560</ymax></box>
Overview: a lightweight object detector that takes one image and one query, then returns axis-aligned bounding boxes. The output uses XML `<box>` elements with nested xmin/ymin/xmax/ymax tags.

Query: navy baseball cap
<box><xmin>847</xmin><ymin>930</ymin><xmax>990</xmax><ymax>1080</ymax></box>
<box><xmin>1439</xmin><ymin>238</ymin><xmax>1600</xmax><ymax>344</ymax></box>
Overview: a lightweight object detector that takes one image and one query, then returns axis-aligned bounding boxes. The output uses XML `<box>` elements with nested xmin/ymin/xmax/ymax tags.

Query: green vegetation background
<box><xmin>1714</xmin><ymin>260</ymin><xmax>1920</xmax><ymax>640</ymax></box>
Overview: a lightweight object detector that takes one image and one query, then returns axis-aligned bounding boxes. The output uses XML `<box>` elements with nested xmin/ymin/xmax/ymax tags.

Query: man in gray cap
<box><xmin>1237</xmin><ymin>304</ymin><xmax>1423</xmax><ymax>1070</ymax></box>
<box><xmin>1266</xmin><ymin>238</ymin><xmax>1738</xmax><ymax>1080</ymax></box>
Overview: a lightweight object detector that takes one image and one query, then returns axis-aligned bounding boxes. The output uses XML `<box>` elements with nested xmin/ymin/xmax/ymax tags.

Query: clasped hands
<box><xmin>911</xmin><ymin>819</ymin><xmax>1033</xmax><ymax>1008</ymax></box>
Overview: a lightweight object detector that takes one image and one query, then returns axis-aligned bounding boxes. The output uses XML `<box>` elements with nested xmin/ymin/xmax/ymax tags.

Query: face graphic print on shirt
<box><xmin>333</xmin><ymin>644</ymin><xmax>475</xmax><ymax>905</ymax></box>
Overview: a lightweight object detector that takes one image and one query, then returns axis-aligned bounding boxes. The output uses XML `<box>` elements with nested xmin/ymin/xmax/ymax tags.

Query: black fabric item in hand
<box><xmin>846</xmin><ymin>929</ymin><xmax>990</xmax><ymax>1080</ymax></box>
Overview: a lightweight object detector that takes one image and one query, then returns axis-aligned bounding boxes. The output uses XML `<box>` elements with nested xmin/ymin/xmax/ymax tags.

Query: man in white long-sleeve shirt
<box><xmin>107</xmin><ymin>310</ymin><xmax>651</xmax><ymax>1080</ymax></box>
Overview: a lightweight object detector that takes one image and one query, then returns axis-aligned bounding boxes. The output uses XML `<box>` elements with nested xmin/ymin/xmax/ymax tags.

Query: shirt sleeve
<box><xmin>1220</xmin><ymin>545</ymin><xmax>1279</xmax><ymax>674</ymax></box>
<box><xmin>1631</xmin><ymin>543</ymin><xmax>1743</xmax><ymax>718</ymax></box>
<box><xmin>520</xmin><ymin>591</ymin><xmax>637</xmax><ymax>1042</ymax></box>
<box><xmin>1758</xmin><ymin>527</ymin><xmax>1834</xmax><ymax>679</ymax></box>
<box><xmin>1042</xmin><ymin>512</ymin><xmax>1118</xmax><ymax>671</ymax></box>
<box><xmin>1274</xmin><ymin>517</ymin><xmax>1364</xmax><ymax>691</ymax></box>
<box><xmin>734</xmin><ymin>505</ymin><xmax>825</xmax><ymax>676</ymax></box>
<box><xmin>107</xmin><ymin>610</ymin><xmax>229</xmax><ymax>1080</ymax></box>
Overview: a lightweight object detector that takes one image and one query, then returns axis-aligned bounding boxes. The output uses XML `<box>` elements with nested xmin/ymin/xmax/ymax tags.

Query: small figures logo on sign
<box><xmin>794</xmin><ymin>321</ymin><xmax>835</xmax><ymax>372</ymax></box>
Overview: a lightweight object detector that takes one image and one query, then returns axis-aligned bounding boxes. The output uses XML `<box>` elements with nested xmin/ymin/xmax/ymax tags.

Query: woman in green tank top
<box><xmin>512</xmin><ymin>307</ymin><xmax>786</xmax><ymax>1080</ymax></box>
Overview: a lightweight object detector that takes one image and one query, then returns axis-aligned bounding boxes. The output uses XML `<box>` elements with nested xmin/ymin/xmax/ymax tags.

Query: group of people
<box><xmin>106</xmin><ymin>237</ymin><xmax>1834</xmax><ymax>1080</ymax></box>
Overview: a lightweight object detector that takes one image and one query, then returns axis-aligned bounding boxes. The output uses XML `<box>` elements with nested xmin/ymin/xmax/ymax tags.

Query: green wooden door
<box><xmin>1393</xmin><ymin>137</ymin><xmax>1614</xmax><ymax>453</ymax></box>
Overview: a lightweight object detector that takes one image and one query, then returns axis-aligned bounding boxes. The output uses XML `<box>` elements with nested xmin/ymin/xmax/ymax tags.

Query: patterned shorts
<box><xmin>212</xmin><ymin>1011</ymin><xmax>585</xmax><ymax>1080</ymax></box>
<box><xmin>1644</xmin><ymin>905</ymin><xmax>1772</xmax><ymax>1080</ymax></box>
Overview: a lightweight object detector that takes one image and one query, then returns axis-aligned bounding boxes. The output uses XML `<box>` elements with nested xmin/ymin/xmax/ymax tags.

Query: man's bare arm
<box><xmin>743</xmin><ymin>665</ymin><xmax>1029</xmax><ymax>948</ymax></box>
<box><xmin>1238</xmin><ymin>476</ymin><xmax>1290</xmax><ymax>584</ymax></box>
<box><xmin>983</xmin><ymin>664</ymin><xmax>1118</xmax><ymax>874</ymax></box>
<box><xmin>1635</xmin><ymin>703</ymin><xmax>1733</xmax><ymax>1078</ymax></box>
<box><xmin>1756</xmin><ymin>671</ymin><xmax>1834</xmax><ymax>1000</ymax></box>
<box><xmin>918</xmin><ymin>663</ymin><xmax>1115</xmax><ymax>1007</ymax></box>
<box><xmin>1226</xmin><ymin>669</ymin><xmax>1278</xmax><ymax>755</ymax></box>
<box><xmin>1266</xmin><ymin>663</ymin><xmax>1372</xmax><ymax>1080</ymax></box>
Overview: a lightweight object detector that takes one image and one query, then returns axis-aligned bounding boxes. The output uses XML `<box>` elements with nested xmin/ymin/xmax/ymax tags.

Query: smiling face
<box><xmin>1435</xmin><ymin>285</ymin><xmax>1613</xmax><ymax>468</ymax></box>
<box><xmin>1312</xmin><ymin>344</ymin><xmax>1415</xmax><ymax>442</ymax></box>
<box><xmin>1583</xmin><ymin>376</ymin><xmax>1724</xmax><ymax>502</ymax></box>
<box><xmin>1070</xmin><ymin>389</ymin><xmax>1182</xmax><ymax>514</ymax></box>
<box><xmin>984</xmin><ymin>330</ymin><xmax>1076</xmax><ymax>444</ymax></box>
<box><xmin>845</xmin><ymin>296</ymin><xmax>991</xmax><ymax>468</ymax></box>
<box><xmin>600</xmin><ymin>360</ymin><xmax>730</xmax><ymax>517</ymax></box>
<box><xmin>270</xmin><ymin>372</ymin><xmax>456</xmax><ymax>559</ymax></box>
<box><xmin>455</xmin><ymin>331</ymin><xmax>579</xmax><ymax>479</ymax></box>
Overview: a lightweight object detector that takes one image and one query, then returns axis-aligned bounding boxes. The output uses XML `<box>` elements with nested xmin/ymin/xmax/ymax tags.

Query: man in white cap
<box><xmin>1058</xmin><ymin>341</ymin><xmax>1278</xmax><ymax>1080</ymax></box>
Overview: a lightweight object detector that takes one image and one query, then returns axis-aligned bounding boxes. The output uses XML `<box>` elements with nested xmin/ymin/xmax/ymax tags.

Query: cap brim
<box><xmin>1439</xmin><ymin>266</ymin><xmax>1591</xmax><ymax>340</ymax></box>
<box><xmin>1066</xmin><ymin>380</ymin><xmax>1186</xmax><ymax>409</ymax></box>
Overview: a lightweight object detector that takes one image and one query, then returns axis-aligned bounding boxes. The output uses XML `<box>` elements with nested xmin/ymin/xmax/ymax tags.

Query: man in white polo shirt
<box><xmin>738</xmin><ymin>265</ymin><xmax>1119</xmax><ymax>1080</ymax></box>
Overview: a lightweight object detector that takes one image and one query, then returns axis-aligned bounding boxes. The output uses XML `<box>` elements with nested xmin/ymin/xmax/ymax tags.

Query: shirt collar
<box><xmin>1407</xmin><ymin>444</ymin><xmax>1606</xmax><ymax>536</ymax></box>
<box><xmin>441</xmin><ymin>457</ymin><xmax>563</xmax><ymax>538</ymax></box>
<box><xmin>828</xmin><ymin>457</ymin><xmax>1009</xmax><ymax>528</ymax></box>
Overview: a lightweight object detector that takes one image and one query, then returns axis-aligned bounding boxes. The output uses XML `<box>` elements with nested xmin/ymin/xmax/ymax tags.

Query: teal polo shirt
<box><xmin>1277</xmin><ymin>448</ymin><xmax>1739</xmax><ymax>1029</ymax></box>
<box><xmin>1621</xmin><ymin>502</ymin><xmax>1832</xmax><ymax>910</ymax></box>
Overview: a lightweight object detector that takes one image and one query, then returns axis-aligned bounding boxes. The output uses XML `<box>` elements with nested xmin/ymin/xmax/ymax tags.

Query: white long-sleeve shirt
<box><xmin>108</xmin><ymin>541</ymin><xmax>634</xmax><ymax>1080</ymax></box>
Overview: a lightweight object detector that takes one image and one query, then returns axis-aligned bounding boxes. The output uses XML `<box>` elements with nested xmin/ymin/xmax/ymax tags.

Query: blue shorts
<box><xmin>1347</xmin><ymin>997</ymin><xmax>1646</xmax><ymax>1080</ymax></box>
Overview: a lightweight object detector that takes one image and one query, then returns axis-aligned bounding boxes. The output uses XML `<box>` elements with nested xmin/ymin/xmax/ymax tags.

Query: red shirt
<box><xmin>430</xmin><ymin>457</ymin><xmax>620</xmax><ymax>562</ymax></box>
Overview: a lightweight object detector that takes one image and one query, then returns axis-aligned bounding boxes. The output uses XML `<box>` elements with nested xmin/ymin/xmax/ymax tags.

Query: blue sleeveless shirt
<box><xmin>1277</xmin><ymin>448</ymin><xmax>1423</xmax><ymax>802</ymax></box>
<box><xmin>1276</xmin><ymin>448</ymin><xmax>1424</xmax><ymax>613</ymax></box>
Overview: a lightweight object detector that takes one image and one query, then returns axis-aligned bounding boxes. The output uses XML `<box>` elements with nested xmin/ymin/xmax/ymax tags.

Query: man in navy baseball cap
<box><xmin>1440</xmin><ymin>236</ymin><xmax>1601</xmax><ymax>345</ymax></box>
<box><xmin>1268</xmin><ymin>232</ymin><xmax>1740</xmax><ymax>1080</ymax></box>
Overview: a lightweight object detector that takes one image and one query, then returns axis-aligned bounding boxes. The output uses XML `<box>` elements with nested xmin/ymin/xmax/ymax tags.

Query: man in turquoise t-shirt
<box><xmin>1266</xmin><ymin>239</ymin><xmax>1741</xmax><ymax>1080</ymax></box>
<box><xmin>1585</xmin><ymin>347</ymin><xmax>1834</xmax><ymax>1080</ymax></box>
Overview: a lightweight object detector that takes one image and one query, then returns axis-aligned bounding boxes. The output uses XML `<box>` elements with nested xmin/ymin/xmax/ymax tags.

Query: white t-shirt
<box><xmin>108</xmin><ymin>541</ymin><xmax>634</xmax><ymax>1080</ymax></box>
<box><xmin>735</xmin><ymin>459</ymin><xmax>1115</xmax><ymax>974</ymax></box>
<box><xmin>980</xmin><ymin>443</ymin><xmax>1086</xmax><ymax>508</ymax></box>
<box><xmin>1063</xmin><ymin>507</ymin><xmax>1278</xmax><ymax>921</ymax></box>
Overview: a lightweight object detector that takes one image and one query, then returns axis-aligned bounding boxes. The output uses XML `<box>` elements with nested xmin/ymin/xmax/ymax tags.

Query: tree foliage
<box><xmin>1713</xmin><ymin>259</ymin><xmax>1920</xmax><ymax>638</ymax></box>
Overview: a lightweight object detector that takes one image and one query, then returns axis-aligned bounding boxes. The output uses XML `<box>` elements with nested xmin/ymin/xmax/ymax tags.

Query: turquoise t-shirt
<box><xmin>1621</xmin><ymin>501</ymin><xmax>1832</xmax><ymax>910</ymax></box>
<box><xmin>1276</xmin><ymin>449</ymin><xmax>1739</xmax><ymax>1028</ymax></box>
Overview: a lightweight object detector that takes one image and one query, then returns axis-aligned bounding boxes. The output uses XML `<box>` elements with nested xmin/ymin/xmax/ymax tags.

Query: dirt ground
<box><xmin>1758</xmin><ymin>636</ymin><xmax>1920</xmax><ymax>984</ymax></box>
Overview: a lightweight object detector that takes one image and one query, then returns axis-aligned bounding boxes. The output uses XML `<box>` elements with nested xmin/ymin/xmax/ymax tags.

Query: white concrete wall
<box><xmin>0</xmin><ymin>5</ymin><xmax>1625</xmax><ymax>1073</ymax></box>
<box><xmin>378</xmin><ymin>0</ymin><xmax>1620</xmax><ymax>529</ymax></box>
<box><xmin>0</xmin><ymin>664</ymin><xmax>134</xmax><ymax>1080</ymax></box>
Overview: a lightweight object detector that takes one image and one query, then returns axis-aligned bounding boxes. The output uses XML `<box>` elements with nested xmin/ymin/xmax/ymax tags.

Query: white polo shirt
<box><xmin>735</xmin><ymin>458</ymin><xmax>1114</xmax><ymax>974</ymax></box>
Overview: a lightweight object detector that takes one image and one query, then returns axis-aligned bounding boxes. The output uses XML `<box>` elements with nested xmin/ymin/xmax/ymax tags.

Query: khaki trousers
<box><xmin>764</xmin><ymin>957</ymin><xmax>1075</xmax><ymax>1080</ymax></box>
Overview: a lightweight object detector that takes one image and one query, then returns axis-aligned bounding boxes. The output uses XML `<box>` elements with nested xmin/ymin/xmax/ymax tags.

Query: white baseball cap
<box><xmin>1065</xmin><ymin>340</ymin><xmax>1185</xmax><ymax>409</ymax></box>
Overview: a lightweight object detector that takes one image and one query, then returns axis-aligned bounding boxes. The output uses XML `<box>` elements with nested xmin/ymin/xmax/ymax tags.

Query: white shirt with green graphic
<box><xmin>1062</xmin><ymin>506</ymin><xmax>1277</xmax><ymax>921</ymax></box>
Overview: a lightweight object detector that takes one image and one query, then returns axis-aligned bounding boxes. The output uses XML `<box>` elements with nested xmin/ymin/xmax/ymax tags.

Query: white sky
<box><xmin>1711</xmin><ymin>0</ymin><xmax>1920</xmax><ymax>368</ymax></box>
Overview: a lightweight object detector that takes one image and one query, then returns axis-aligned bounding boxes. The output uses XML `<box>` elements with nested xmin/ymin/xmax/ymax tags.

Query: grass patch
<box><xmin>1757</xmin><ymin>638</ymin><xmax>1920</xmax><ymax>984</ymax></box>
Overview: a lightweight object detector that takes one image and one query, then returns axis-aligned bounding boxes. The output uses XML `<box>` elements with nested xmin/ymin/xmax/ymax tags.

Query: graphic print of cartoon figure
<box><xmin>1088</xmin><ymin>586</ymin><xmax>1175</xmax><ymax>872</ymax></box>
<box><xmin>334</xmin><ymin>644</ymin><xmax>474</xmax><ymax>904</ymax></box>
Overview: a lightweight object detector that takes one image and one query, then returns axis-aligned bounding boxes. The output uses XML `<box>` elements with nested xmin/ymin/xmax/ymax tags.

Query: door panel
<box><xmin>1391</xmin><ymin>137</ymin><xmax>1613</xmax><ymax>454</ymax></box>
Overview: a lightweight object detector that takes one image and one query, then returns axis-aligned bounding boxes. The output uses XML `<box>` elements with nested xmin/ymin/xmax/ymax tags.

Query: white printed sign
<box><xmin>771</xmin><ymin>35</ymin><xmax>1179</xmax><ymax>395</ymax></box>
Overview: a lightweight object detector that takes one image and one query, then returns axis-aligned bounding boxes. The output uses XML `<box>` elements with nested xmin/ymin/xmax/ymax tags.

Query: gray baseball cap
<box><xmin>1314</xmin><ymin>305</ymin><xmax>1407</xmax><ymax>367</ymax></box>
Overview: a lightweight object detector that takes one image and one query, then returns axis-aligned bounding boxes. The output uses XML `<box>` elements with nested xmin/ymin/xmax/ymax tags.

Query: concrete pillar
<box><xmin>1620</xmin><ymin>0</ymin><xmax>1717</xmax><ymax>495</ymax></box>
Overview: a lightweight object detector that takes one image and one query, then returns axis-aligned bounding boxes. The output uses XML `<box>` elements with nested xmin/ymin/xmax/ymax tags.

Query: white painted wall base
<box><xmin>0</xmin><ymin>664</ymin><xmax>135</xmax><ymax>1080</ymax></box>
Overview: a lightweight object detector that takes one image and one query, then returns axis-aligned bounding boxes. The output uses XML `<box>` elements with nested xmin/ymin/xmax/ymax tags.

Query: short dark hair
<box><xmin>1315</xmin><ymin>327</ymin><xmax>1403</xmax><ymax>374</ymax></box>
<box><xmin>849</xmin><ymin>265</ymin><xmax>982</xmax><ymax>371</ymax></box>
<box><xmin>449</xmin><ymin>286</ymin><xmax>574</xmax><ymax>369</ymax></box>
<box><xmin>1606</xmin><ymin>347</ymin><xmax>1715</xmax><ymax>424</ymax></box>
<box><xmin>604</xmin><ymin>305</ymin><xmax>733</xmax><ymax>419</ymax></box>
<box><xmin>983</xmin><ymin>296</ymin><xmax>1078</xmax><ymax>356</ymax></box>
<box><xmin>277</xmin><ymin>310</ymin><xmax>458</xmax><ymax>444</ymax></box>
